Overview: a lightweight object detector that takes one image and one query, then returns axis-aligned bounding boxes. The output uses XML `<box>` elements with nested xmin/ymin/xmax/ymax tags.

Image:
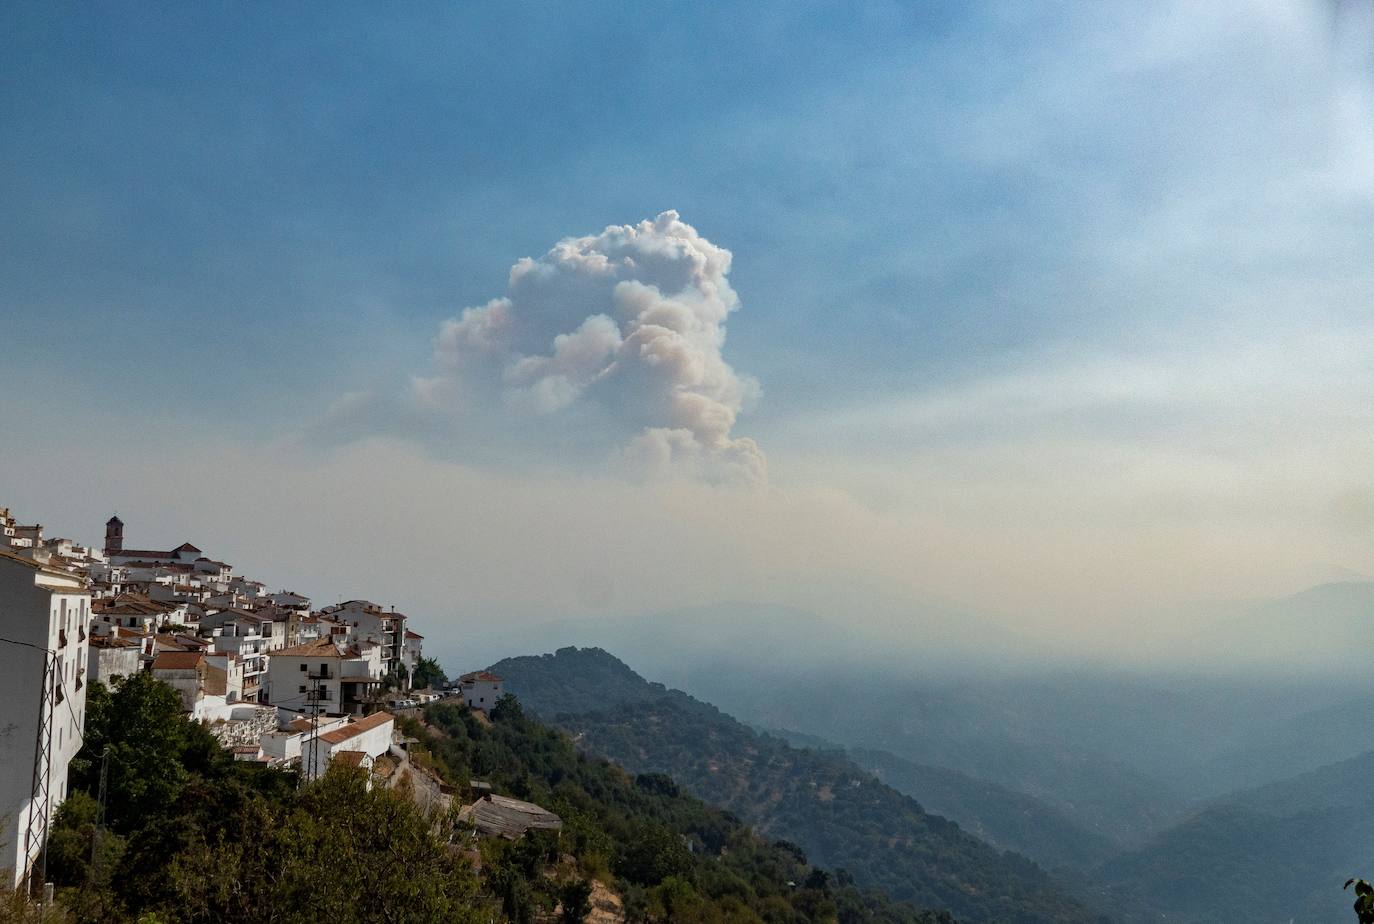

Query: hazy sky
<box><xmin>4</xmin><ymin>1</ymin><xmax>1374</xmax><ymax>667</ymax></box>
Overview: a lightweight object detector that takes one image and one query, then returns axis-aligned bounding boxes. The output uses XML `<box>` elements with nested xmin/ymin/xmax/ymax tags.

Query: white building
<box><xmin>303</xmin><ymin>711</ymin><xmax>395</xmax><ymax>780</ymax></box>
<box><xmin>267</xmin><ymin>637</ymin><xmax>384</xmax><ymax>717</ymax></box>
<box><xmin>204</xmin><ymin>651</ymin><xmax>245</xmax><ymax>703</ymax></box>
<box><xmin>0</xmin><ymin>549</ymin><xmax>90</xmax><ymax>890</ymax></box>
<box><xmin>151</xmin><ymin>650</ymin><xmax>209</xmax><ymax>713</ymax></box>
<box><xmin>403</xmin><ymin>630</ymin><xmax>424</xmax><ymax>680</ymax></box>
<box><xmin>315</xmin><ymin>600</ymin><xmax>408</xmax><ymax>686</ymax></box>
<box><xmin>457</xmin><ymin>671</ymin><xmax>504</xmax><ymax>712</ymax></box>
<box><xmin>209</xmin><ymin>624</ymin><xmax>268</xmax><ymax>703</ymax></box>
<box><xmin>86</xmin><ymin>634</ymin><xmax>141</xmax><ymax>684</ymax></box>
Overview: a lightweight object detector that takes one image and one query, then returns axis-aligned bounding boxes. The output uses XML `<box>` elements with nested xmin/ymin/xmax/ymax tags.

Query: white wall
<box><xmin>464</xmin><ymin>679</ymin><xmax>502</xmax><ymax>711</ymax></box>
<box><xmin>0</xmin><ymin>560</ymin><xmax>87</xmax><ymax>889</ymax></box>
<box><xmin>88</xmin><ymin>644</ymin><xmax>140</xmax><ymax>684</ymax></box>
<box><xmin>267</xmin><ymin>654</ymin><xmax>343</xmax><ymax>715</ymax></box>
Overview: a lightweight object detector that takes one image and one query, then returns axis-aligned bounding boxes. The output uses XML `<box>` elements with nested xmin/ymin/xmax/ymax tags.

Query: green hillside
<box><xmin>847</xmin><ymin>748</ymin><xmax>1114</xmax><ymax>872</ymax></box>
<box><xmin>490</xmin><ymin>647</ymin><xmax>1104</xmax><ymax>924</ymax></box>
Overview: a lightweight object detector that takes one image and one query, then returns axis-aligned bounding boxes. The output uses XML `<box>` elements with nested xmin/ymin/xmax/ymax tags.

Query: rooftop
<box><xmin>152</xmin><ymin>651</ymin><xmax>206</xmax><ymax>671</ymax></box>
<box><xmin>458</xmin><ymin>794</ymin><xmax>562</xmax><ymax>840</ymax></box>
<box><xmin>318</xmin><ymin>711</ymin><xmax>395</xmax><ymax>746</ymax></box>
<box><xmin>275</xmin><ymin>637</ymin><xmax>347</xmax><ymax>659</ymax></box>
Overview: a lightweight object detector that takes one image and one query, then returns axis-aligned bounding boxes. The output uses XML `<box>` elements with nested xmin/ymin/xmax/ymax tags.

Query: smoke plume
<box><xmin>417</xmin><ymin>211</ymin><xmax>765</xmax><ymax>484</ymax></box>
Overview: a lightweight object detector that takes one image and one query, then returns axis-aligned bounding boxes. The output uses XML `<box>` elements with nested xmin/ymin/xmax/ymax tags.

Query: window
<box><xmin>299</xmin><ymin>663</ymin><xmax>307</xmax><ymax>671</ymax></box>
<box><xmin>299</xmin><ymin>685</ymin><xmax>307</xmax><ymax>693</ymax></box>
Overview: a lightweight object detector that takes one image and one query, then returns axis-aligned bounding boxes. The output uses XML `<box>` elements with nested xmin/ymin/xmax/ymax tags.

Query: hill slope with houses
<box><xmin>0</xmin><ymin>502</ymin><xmax>986</xmax><ymax>923</ymax></box>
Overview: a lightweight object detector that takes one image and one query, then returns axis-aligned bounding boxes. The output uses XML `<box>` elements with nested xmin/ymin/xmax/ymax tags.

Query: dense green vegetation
<box><xmin>45</xmin><ymin>673</ymin><xmax>487</xmax><ymax>924</ymax></box>
<box><xmin>757</xmin><ymin>724</ymin><xmax>1112</xmax><ymax>872</ymax></box>
<box><xmin>490</xmin><ymin>648</ymin><xmax>1102</xmax><ymax>924</ymax></box>
<box><xmin>33</xmin><ymin>669</ymin><xmax>964</xmax><ymax>924</ymax></box>
<box><xmin>412</xmin><ymin>655</ymin><xmax>449</xmax><ymax>690</ymax></box>
<box><xmin>407</xmin><ymin>695</ymin><xmax>960</xmax><ymax>924</ymax></box>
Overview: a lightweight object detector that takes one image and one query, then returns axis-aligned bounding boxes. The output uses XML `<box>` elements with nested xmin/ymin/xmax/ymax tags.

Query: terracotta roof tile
<box><xmin>318</xmin><ymin>711</ymin><xmax>394</xmax><ymax>745</ymax></box>
<box><xmin>152</xmin><ymin>651</ymin><xmax>206</xmax><ymax>671</ymax></box>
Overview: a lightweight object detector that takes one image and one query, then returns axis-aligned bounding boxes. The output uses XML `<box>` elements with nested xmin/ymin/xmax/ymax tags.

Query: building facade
<box><xmin>0</xmin><ymin>549</ymin><xmax>90</xmax><ymax>889</ymax></box>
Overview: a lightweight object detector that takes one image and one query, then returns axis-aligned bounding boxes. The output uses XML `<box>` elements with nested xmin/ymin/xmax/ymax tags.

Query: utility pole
<box><xmin>89</xmin><ymin>746</ymin><xmax>110</xmax><ymax>876</ymax></box>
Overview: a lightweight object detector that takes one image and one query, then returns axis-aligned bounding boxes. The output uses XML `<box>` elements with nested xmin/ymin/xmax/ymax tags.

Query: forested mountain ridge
<box><xmin>751</xmin><ymin>725</ymin><xmax>1113</xmax><ymax>873</ymax></box>
<box><xmin>490</xmin><ymin>647</ymin><xmax>1105</xmax><ymax>924</ymax></box>
<box><xmin>846</xmin><ymin>747</ymin><xmax>1114</xmax><ymax>872</ymax></box>
<box><xmin>1088</xmin><ymin>746</ymin><xmax>1374</xmax><ymax>923</ymax></box>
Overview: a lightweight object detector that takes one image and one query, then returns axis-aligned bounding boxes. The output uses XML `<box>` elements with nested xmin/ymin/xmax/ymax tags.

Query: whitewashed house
<box><xmin>0</xmin><ymin>549</ymin><xmax>90</xmax><ymax>890</ymax></box>
<box><xmin>458</xmin><ymin>671</ymin><xmax>504</xmax><ymax>712</ymax></box>
<box><xmin>303</xmin><ymin>711</ymin><xmax>395</xmax><ymax>780</ymax></box>
<box><xmin>315</xmin><ymin>600</ymin><xmax>408</xmax><ymax>686</ymax></box>
<box><xmin>151</xmin><ymin>650</ymin><xmax>209</xmax><ymax>713</ymax></box>
<box><xmin>403</xmin><ymin>629</ymin><xmax>424</xmax><ymax>679</ymax></box>
<box><xmin>86</xmin><ymin>633</ymin><xmax>141</xmax><ymax>684</ymax></box>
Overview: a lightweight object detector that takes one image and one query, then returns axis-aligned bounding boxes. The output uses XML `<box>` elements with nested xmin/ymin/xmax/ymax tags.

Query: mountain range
<box><xmin>490</xmin><ymin>643</ymin><xmax>1374</xmax><ymax>923</ymax></box>
<box><xmin>489</xmin><ymin>646</ymin><xmax>1104</xmax><ymax>924</ymax></box>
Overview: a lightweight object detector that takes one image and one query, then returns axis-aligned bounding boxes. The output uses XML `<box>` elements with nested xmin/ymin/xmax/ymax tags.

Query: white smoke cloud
<box><xmin>417</xmin><ymin>211</ymin><xmax>766</xmax><ymax>484</ymax></box>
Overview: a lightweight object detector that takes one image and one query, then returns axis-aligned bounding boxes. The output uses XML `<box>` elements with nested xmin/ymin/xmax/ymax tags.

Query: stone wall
<box><xmin>207</xmin><ymin>705</ymin><xmax>279</xmax><ymax>749</ymax></box>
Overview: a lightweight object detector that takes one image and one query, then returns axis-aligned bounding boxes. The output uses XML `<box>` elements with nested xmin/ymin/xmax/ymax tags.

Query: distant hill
<box><xmin>1194</xmin><ymin>690</ymin><xmax>1374</xmax><ymax>793</ymax></box>
<box><xmin>1187</xmin><ymin>581</ymin><xmax>1374</xmax><ymax>671</ymax></box>
<box><xmin>666</xmin><ymin>662</ymin><xmax>1189</xmax><ymax>846</ymax></box>
<box><xmin>1090</xmin><ymin>748</ymin><xmax>1374</xmax><ymax>923</ymax></box>
<box><xmin>751</xmin><ymin>724</ymin><xmax>1114</xmax><ymax>873</ymax></box>
<box><xmin>847</xmin><ymin>747</ymin><xmax>1115</xmax><ymax>873</ymax></box>
<box><xmin>489</xmin><ymin>647</ymin><xmax>1104</xmax><ymax>924</ymax></box>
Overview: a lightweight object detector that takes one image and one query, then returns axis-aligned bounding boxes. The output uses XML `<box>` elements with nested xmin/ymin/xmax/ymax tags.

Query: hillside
<box><xmin>657</xmin><ymin>661</ymin><xmax>1190</xmax><ymax>846</ymax></box>
<box><xmin>48</xmin><ymin>672</ymin><xmax>958</xmax><ymax>924</ymax></box>
<box><xmin>1193</xmin><ymin>690</ymin><xmax>1374</xmax><ymax>794</ymax></box>
<box><xmin>1089</xmin><ymin>749</ymin><xmax>1374</xmax><ymax>923</ymax></box>
<box><xmin>754</xmin><ymin>725</ymin><xmax>1113</xmax><ymax>873</ymax></box>
<box><xmin>407</xmin><ymin>696</ymin><xmax>963</xmax><ymax>924</ymax></box>
<box><xmin>847</xmin><ymin>748</ymin><xmax>1115</xmax><ymax>872</ymax></box>
<box><xmin>490</xmin><ymin>647</ymin><xmax>1104</xmax><ymax>924</ymax></box>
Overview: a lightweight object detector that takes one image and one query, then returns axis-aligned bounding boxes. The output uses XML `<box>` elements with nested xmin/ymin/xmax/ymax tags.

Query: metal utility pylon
<box><xmin>304</xmin><ymin>675</ymin><xmax>321</xmax><ymax>782</ymax></box>
<box><xmin>24</xmin><ymin>653</ymin><xmax>57</xmax><ymax>895</ymax></box>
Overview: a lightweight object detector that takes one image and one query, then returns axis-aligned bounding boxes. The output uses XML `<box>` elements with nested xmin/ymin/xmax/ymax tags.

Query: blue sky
<box><xmin>4</xmin><ymin>1</ymin><xmax>1374</xmax><ymax>662</ymax></box>
<box><xmin>1</xmin><ymin>3</ymin><xmax>1130</xmax><ymax>413</ymax></box>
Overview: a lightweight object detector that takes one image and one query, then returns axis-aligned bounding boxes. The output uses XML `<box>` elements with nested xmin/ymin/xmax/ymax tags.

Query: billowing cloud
<box><xmin>414</xmin><ymin>211</ymin><xmax>765</xmax><ymax>484</ymax></box>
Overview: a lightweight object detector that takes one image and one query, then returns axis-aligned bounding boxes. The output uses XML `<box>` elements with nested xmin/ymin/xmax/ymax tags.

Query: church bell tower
<box><xmin>104</xmin><ymin>515</ymin><xmax>123</xmax><ymax>554</ymax></box>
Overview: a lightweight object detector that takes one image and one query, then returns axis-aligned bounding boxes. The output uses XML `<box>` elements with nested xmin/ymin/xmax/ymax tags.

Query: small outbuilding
<box><xmin>458</xmin><ymin>793</ymin><xmax>562</xmax><ymax>840</ymax></box>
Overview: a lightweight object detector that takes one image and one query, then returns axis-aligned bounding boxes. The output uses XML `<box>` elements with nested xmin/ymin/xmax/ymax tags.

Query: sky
<box><xmin>3</xmin><ymin>1</ymin><xmax>1374</xmax><ymax>669</ymax></box>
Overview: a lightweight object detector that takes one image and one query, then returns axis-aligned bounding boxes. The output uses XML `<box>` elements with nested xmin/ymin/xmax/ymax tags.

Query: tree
<box><xmin>491</xmin><ymin>693</ymin><xmax>526</xmax><ymax>724</ymax></box>
<box><xmin>616</xmin><ymin>822</ymin><xmax>694</xmax><ymax>887</ymax></box>
<box><xmin>75</xmin><ymin>673</ymin><xmax>195</xmax><ymax>833</ymax></box>
<box><xmin>1347</xmin><ymin>879</ymin><xmax>1374</xmax><ymax>924</ymax></box>
<box><xmin>411</xmin><ymin>656</ymin><xmax>448</xmax><ymax>690</ymax></box>
<box><xmin>559</xmin><ymin>879</ymin><xmax>594</xmax><ymax>924</ymax></box>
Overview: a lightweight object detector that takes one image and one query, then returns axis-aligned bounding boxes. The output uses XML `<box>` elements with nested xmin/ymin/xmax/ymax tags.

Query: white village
<box><xmin>0</xmin><ymin>504</ymin><xmax>529</xmax><ymax>896</ymax></box>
